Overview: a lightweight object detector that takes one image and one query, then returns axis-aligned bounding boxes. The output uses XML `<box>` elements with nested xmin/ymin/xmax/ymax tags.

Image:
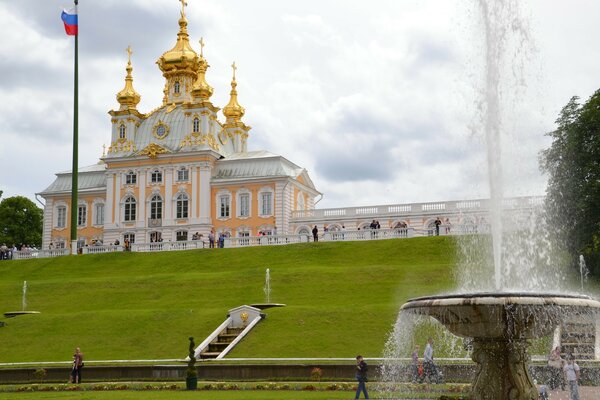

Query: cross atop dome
<box><xmin>179</xmin><ymin>0</ymin><xmax>187</xmax><ymax>17</ymax></box>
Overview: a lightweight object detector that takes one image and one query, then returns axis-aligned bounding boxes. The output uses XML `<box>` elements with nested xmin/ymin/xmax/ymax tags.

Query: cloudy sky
<box><xmin>0</xmin><ymin>0</ymin><xmax>598</xmax><ymax>209</ymax></box>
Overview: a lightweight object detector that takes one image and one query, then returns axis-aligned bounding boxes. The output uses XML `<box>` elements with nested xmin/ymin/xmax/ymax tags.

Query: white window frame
<box><xmin>237</xmin><ymin>190</ymin><xmax>251</xmax><ymax>218</ymax></box>
<box><xmin>150</xmin><ymin>169</ymin><xmax>162</xmax><ymax>184</ymax></box>
<box><xmin>55</xmin><ymin>203</ymin><xmax>67</xmax><ymax>229</ymax></box>
<box><xmin>259</xmin><ymin>188</ymin><xmax>274</xmax><ymax>217</ymax></box>
<box><xmin>175</xmin><ymin>192</ymin><xmax>189</xmax><ymax>219</ymax></box>
<box><xmin>123</xmin><ymin>196</ymin><xmax>137</xmax><ymax>222</ymax></box>
<box><xmin>176</xmin><ymin>167</ymin><xmax>189</xmax><ymax>182</ymax></box>
<box><xmin>119</xmin><ymin>124</ymin><xmax>126</xmax><ymax>139</ymax></box>
<box><xmin>150</xmin><ymin>194</ymin><xmax>163</xmax><ymax>220</ymax></box>
<box><xmin>93</xmin><ymin>201</ymin><xmax>105</xmax><ymax>226</ymax></box>
<box><xmin>77</xmin><ymin>203</ymin><xmax>87</xmax><ymax>227</ymax></box>
<box><xmin>125</xmin><ymin>170</ymin><xmax>137</xmax><ymax>185</ymax></box>
<box><xmin>193</xmin><ymin>117</ymin><xmax>200</xmax><ymax>133</ymax></box>
<box><xmin>216</xmin><ymin>191</ymin><xmax>231</xmax><ymax>219</ymax></box>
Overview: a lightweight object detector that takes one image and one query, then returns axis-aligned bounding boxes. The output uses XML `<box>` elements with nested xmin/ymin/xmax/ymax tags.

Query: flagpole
<box><xmin>70</xmin><ymin>0</ymin><xmax>79</xmax><ymax>254</ymax></box>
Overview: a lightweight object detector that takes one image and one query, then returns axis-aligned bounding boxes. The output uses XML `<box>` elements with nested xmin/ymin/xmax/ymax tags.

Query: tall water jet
<box><xmin>580</xmin><ymin>255</ymin><xmax>589</xmax><ymax>291</ymax></box>
<box><xmin>264</xmin><ymin>268</ymin><xmax>271</xmax><ymax>304</ymax></box>
<box><xmin>22</xmin><ymin>281</ymin><xmax>27</xmax><ymax>311</ymax></box>
<box><xmin>380</xmin><ymin>1</ymin><xmax>600</xmax><ymax>398</ymax></box>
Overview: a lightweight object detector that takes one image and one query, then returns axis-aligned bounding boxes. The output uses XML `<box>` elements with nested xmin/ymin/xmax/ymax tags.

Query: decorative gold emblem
<box><xmin>218</xmin><ymin>129</ymin><xmax>229</xmax><ymax>145</ymax></box>
<box><xmin>139</xmin><ymin>142</ymin><xmax>170</xmax><ymax>158</ymax></box>
<box><xmin>180</xmin><ymin>133</ymin><xmax>220</xmax><ymax>151</ymax></box>
<box><xmin>153</xmin><ymin>120</ymin><xmax>170</xmax><ymax>140</ymax></box>
<box><xmin>240</xmin><ymin>312</ymin><xmax>249</xmax><ymax>326</ymax></box>
<box><xmin>108</xmin><ymin>139</ymin><xmax>136</xmax><ymax>154</ymax></box>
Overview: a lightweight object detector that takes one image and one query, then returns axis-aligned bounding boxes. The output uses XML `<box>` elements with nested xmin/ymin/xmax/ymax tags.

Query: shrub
<box><xmin>310</xmin><ymin>367</ymin><xmax>323</xmax><ymax>381</ymax></box>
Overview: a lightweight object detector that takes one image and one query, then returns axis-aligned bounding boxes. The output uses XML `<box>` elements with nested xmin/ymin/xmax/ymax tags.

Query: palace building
<box><xmin>38</xmin><ymin>5</ymin><xmax>320</xmax><ymax>249</ymax></box>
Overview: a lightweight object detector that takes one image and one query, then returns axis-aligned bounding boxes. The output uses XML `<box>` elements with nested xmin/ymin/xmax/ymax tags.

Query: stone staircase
<box><xmin>199</xmin><ymin>327</ymin><xmax>245</xmax><ymax>359</ymax></box>
<box><xmin>560</xmin><ymin>321</ymin><xmax>596</xmax><ymax>360</ymax></box>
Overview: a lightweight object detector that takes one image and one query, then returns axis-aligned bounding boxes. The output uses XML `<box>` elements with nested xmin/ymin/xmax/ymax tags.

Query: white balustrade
<box><xmin>224</xmin><ymin>235</ymin><xmax>309</xmax><ymax>248</ymax></box>
<box><xmin>131</xmin><ymin>240</ymin><xmax>206</xmax><ymax>252</ymax></box>
<box><xmin>81</xmin><ymin>245</ymin><xmax>123</xmax><ymax>254</ymax></box>
<box><xmin>12</xmin><ymin>248</ymin><xmax>70</xmax><ymax>259</ymax></box>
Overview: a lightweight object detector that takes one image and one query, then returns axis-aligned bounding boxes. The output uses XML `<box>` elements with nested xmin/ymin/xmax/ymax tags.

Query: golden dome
<box><xmin>156</xmin><ymin>10</ymin><xmax>200</xmax><ymax>77</ymax></box>
<box><xmin>116</xmin><ymin>45</ymin><xmax>141</xmax><ymax>110</ymax></box>
<box><xmin>191</xmin><ymin>38</ymin><xmax>214</xmax><ymax>101</ymax></box>
<box><xmin>223</xmin><ymin>62</ymin><xmax>245</xmax><ymax>122</ymax></box>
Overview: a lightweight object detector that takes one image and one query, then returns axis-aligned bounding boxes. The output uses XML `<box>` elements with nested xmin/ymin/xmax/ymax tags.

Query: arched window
<box><xmin>124</xmin><ymin>196</ymin><xmax>137</xmax><ymax>221</ymax></box>
<box><xmin>150</xmin><ymin>194</ymin><xmax>163</xmax><ymax>220</ymax></box>
<box><xmin>176</xmin><ymin>193</ymin><xmax>189</xmax><ymax>219</ymax></box>
<box><xmin>119</xmin><ymin>124</ymin><xmax>126</xmax><ymax>139</ymax></box>
<box><xmin>193</xmin><ymin>117</ymin><xmax>200</xmax><ymax>133</ymax></box>
<box><xmin>174</xmin><ymin>81</ymin><xmax>180</xmax><ymax>94</ymax></box>
<box><xmin>296</xmin><ymin>192</ymin><xmax>305</xmax><ymax>211</ymax></box>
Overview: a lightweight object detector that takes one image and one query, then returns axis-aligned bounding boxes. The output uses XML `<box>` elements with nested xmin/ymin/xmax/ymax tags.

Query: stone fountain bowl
<box><xmin>400</xmin><ymin>292</ymin><xmax>600</xmax><ymax>339</ymax></box>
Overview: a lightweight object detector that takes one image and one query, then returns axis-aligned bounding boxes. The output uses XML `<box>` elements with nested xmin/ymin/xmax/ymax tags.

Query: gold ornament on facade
<box><xmin>108</xmin><ymin>139</ymin><xmax>136</xmax><ymax>154</ymax></box>
<box><xmin>240</xmin><ymin>312</ymin><xmax>249</xmax><ymax>326</ymax></box>
<box><xmin>139</xmin><ymin>142</ymin><xmax>170</xmax><ymax>158</ymax></box>
<box><xmin>180</xmin><ymin>133</ymin><xmax>220</xmax><ymax>151</ymax></box>
<box><xmin>218</xmin><ymin>129</ymin><xmax>229</xmax><ymax>145</ymax></box>
<box><xmin>153</xmin><ymin>120</ymin><xmax>170</xmax><ymax>140</ymax></box>
<box><xmin>166</xmin><ymin>103</ymin><xmax>177</xmax><ymax>113</ymax></box>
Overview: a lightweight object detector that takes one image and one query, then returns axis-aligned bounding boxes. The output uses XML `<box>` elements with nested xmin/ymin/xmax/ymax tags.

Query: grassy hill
<box><xmin>0</xmin><ymin>237</ymin><xmax>456</xmax><ymax>363</ymax></box>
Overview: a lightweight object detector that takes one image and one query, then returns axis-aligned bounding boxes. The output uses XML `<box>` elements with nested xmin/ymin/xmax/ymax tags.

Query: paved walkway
<box><xmin>544</xmin><ymin>386</ymin><xmax>600</xmax><ymax>399</ymax></box>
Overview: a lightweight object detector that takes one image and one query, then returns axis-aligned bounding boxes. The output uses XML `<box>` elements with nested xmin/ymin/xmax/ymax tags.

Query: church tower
<box><xmin>156</xmin><ymin>1</ymin><xmax>200</xmax><ymax>105</ymax></box>
<box><xmin>222</xmin><ymin>63</ymin><xmax>251</xmax><ymax>153</ymax></box>
<box><xmin>108</xmin><ymin>46</ymin><xmax>142</xmax><ymax>154</ymax></box>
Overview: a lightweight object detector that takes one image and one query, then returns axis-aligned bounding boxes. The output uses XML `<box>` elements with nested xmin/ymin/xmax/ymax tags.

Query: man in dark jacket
<box><xmin>355</xmin><ymin>355</ymin><xmax>369</xmax><ymax>399</ymax></box>
<box><xmin>312</xmin><ymin>225</ymin><xmax>319</xmax><ymax>242</ymax></box>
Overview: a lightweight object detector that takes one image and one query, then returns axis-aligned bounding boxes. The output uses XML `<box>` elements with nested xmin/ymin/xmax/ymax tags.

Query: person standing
<box><xmin>208</xmin><ymin>230</ymin><xmax>215</xmax><ymax>248</ymax></box>
<box><xmin>354</xmin><ymin>355</ymin><xmax>369</xmax><ymax>399</ymax></box>
<box><xmin>423</xmin><ymin>337</ymin><xmax>438</xmax><ymax>383</ymax></box>
<box><xmin>312</xmin><ymin>225</ymin><xmax>319</xmax><ymax>242</ymax></box>
<box><xmin>563</xmin><ymin>356</ymin><xmax>580</xmax><ymax>400</ymax></box>
<box><xmin>411</xmin><ymin>345</ymin><xmax>420</xmax><ymax>383</ymax></box>
<box><xmin>547</xmin><ymin>346</ymin><xmax>565</xmax><ymax>390</ymax></box>
<box><xmin>69</xmin><ymin>347</ymin><xmax>84</xmax><ymax>383</ymax></box>
<box><xmin>434</xmin><ymin>217</ymin><xmax>442</xmax><ymax>236</ymax></box>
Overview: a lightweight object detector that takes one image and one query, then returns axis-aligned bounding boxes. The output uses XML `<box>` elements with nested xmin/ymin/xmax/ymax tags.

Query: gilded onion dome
<box><xmin>191</xmin><ymin>38</ymin><xmax>214</xmax><ymax>101</ymax></box>
<box><xmin>223</xmin><ymin>62</ymin><xmax>245</xmax><ymax>122</ymax></box>
<box><xmin>116</xmin><ymin>45</ymin><xmax>141</xmax><ymax>110</ymax></box>
<box><xmin>156</xmin><ymin>7</ymin><xmax>200</xmax><ymax>77</ymax></box>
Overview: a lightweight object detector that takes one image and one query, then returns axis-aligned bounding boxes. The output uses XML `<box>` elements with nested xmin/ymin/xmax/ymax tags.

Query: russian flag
<box><xmin>61</xmin><ymin>8</ymin><xmax>78</xmax><ymax>36</ymax></box>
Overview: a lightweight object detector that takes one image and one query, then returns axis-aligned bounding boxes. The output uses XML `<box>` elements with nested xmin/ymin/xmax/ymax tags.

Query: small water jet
<box><xmin>264</xmin><ymin>268</ymin><xmax>271</xmax><ymax>304</ymax></box>
<box><xmin>4</xmin><ymin>281</ymin><xmax>41</xmax><ymax>318</ymax></box>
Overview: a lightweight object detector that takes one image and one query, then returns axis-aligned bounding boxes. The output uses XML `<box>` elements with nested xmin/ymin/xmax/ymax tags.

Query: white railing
<box><xmin>131</xmin><ymin>240</ymin><xmax>206</xmax><ymax>252</ymax></box>
<box><xmin>323</xmin><ymin>228</ymin><xmax>414</xmax><ymax>241</ymax></box>
<box><xmin>290</xmin><ymin>196</ymin><xmax>544</xmax><ymax>220</ymax></box>
<box><xmin>81</xmin><ymin>245</ymin><xmax>123</xmax><ymax>254</ymax></box>
<box><xmin>224</xmin><ymin>235</ymin><xmax>309</xmax><ymax>248</ymax></box>
<box><xmin>12</xmin><ymin>249</ymin><xmax>70</xmax><ymax>259</ymax></box>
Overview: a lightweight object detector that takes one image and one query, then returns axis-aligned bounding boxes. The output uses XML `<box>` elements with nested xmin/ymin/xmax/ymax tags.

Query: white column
<box><xmin>164</xmin><ymin>167</ymin><xmax>173</xmax><ymax>225</ymax></box>
<box><xmin>105</xmin><ymin>173</ymin><xmax>114</xmax><ymax>227</ymax></box>
<box><xmin>42</xmin><ymin>198</ymin><xmax>53</xmax><ymax>249</ymax></box>
<box><xmin>114</xmin><ymin>173</ymin><xmax>122</xmax><ymax>224</ymax></box>
<box><xmin>199</xmin><ymin>163</ymin><xmax>212</xmax><ymax>224</ymax></box>
<box><xmin>137</xmin><ymin>169</ymin><xmax>146</xmax><ymax>228</ymax></box>
<box><xmin>191</xmin><ymin>166</ymin><xmax>198</xmax><ymax>221</ymax></box>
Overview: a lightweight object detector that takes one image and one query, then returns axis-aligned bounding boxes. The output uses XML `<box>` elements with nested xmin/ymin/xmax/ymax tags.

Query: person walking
<box><xmin>423</xmin><ymin>337</ymin><xmax>439</xmax><ymax>383</ymax></box>
<box><xmin>354</xmin><ymin>355</ymin><xmax>369</xmax><ymax>399</ymax></box>
<box><xmin>434</xmin><ymin>217</ymin><xmax>442</xmax><ymax>236</ymax></box>
<box><xmin>312</xmin><ymin>225</ymin><xmax>319</xmax><ymax>242</ymax></box>
<box><xmin>69</xmin><ymin>347</ymin><xmax>84</xmax><ymax>383</ymax></box>
<box><xmin>563</xmin><ymin>356</ymin><xmax>580</xmax><ymax>400</ymax></box>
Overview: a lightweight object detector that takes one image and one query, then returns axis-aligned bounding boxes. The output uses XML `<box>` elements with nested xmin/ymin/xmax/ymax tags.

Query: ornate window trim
<box><xmin>216</xmin><ymin>190</ymin><xmax>231</xmax><ymax>220</ymax></box>
<box><xmin>176</xmin><ymin>167</ymin><xmax>189</xmax><ymax>182</ymax></box>
<box><xmin>152</xmin><ymin>120</ymin><xmax>170</xmax><ymax>140</ymax></box>
<box><xmin>119</xmin><ymin>124</ymin><xmax>126</xmax><ymax>141</ymax></box>
<box><xmin>258</xmin><ymin>187</ymin><xmax>274</xmax><ymax>217</ymax></box>
<box><xmin>77</xmin><ymin>202</ymin><xmax>87</xmax><ymax>228</ymax></box>
<box><xmin>123</xmin><ymin>195</ymin><xmax>137</xmax><ymax>222</ymax></box>
<box><xmin>54</xmin><ymin>202</ymin><xmax>68</xmax><ymax>229</ymax></box>
<box><xmin>125</xmin><ymin>170</ymin><xmax>137</xmax><ymax>185</ymax></box>
<box><xmin>236</xmin><ymin>189</ymin><xmax>251</xmax><ymax>219</ymax></box>
<box><xmin>175</xmin><ymin>192</ymin><xmax>189</xmax><ymax>219</ymax></box>
<box><xmin>92</xmin><ymin>199</ymin><xmax>105</xmax><ymax>227</ymax></box>
<box><xmin>150</xmin><ymin>168</ymin><xmax>163</xmax><ymax>184</ymax></box>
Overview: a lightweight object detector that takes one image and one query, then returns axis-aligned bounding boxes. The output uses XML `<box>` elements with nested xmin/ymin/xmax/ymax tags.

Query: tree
<box><xmin>540</xmin><ymin>89</ymin><xmax>600</xmax><ymax>277</ymax></box>
<box><xmin>0</xmin><ymin>196</ymin><xmax>43</xmax><ymax>247</ymax></box>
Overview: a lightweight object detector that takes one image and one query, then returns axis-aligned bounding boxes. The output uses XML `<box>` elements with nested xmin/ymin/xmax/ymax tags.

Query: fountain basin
<box><xmin>400</xmin><ymin>292</ymin><xmax>600</xmax><ymax>400</ymax></box>
<box><xmin>401</xmin><ymin>292</ymin><xmax>600</xmax><ymax>339</ymax></box>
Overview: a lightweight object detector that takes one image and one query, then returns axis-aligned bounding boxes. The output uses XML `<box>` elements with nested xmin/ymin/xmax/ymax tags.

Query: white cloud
<box><xmin>1</xmin><ymin>0</ymin><xmax>599</xmax><ymax>211</ymax></box>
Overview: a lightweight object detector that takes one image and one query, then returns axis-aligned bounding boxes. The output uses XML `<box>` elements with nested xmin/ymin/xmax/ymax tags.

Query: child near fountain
<box><xmin>563</xmin><ymin>356</ymin><xmax>580</xmax><ymax>400</ymax></box>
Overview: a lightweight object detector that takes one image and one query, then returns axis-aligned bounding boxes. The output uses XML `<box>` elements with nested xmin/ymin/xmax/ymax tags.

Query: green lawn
<box><xmin>0</xmin><ymin>237</ymin><xmax>457</xmax><ymax>362</ymax></box>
